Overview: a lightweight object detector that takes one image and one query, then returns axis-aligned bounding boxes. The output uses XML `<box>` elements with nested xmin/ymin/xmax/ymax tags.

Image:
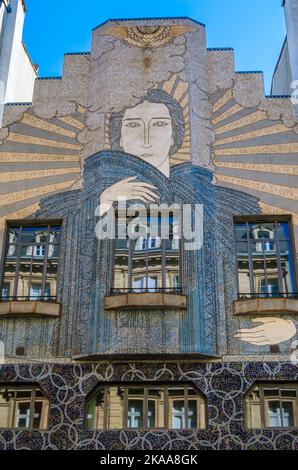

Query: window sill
<box><xmin>234</xmin><ymin>297</ymin><xmax>298</xmax><ymax>316</ymax></box>
<box><xmin>0</xmin><ymin>300</ymin><xmax>61</xmax><ymax>318</ymax></box>
<box><xmin>104</xmin><ymin>292</ymin><xmax>187</xmax><ymax>310</ymax></box>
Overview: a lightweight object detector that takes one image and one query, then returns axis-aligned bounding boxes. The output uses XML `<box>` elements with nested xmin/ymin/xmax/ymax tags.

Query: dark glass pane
<box><xmin>235</xmin><ymin>224</ymin><xmax>247</xmax><ymax>241</ymax></box>
<box><xmin>281</xmin><ymin>389</ymin><xmax>297</xmax><ymax>398</ymax></box>
<box><xmin>188</xmin><ymin>400</ymin><xmax>197</xmax><ymax>429</ymax></box>
<box><xmin>147</xmin><ymin>400</ymin><xmax>156</xmax><ymax>428</ymax></box>
<box><xmin>264</xmin><ymin>389</ymin><xmax>279</xmax><ymax>397</ymax></box>
<box><xmin>236</xmin><ymin>240</ymin><xmax>248</xmax><ymax>254</ymax></box>
<box><xmin>276</xmin><ymin>222</ymin><xmax>291</xmax><ymax>241</ymax></box>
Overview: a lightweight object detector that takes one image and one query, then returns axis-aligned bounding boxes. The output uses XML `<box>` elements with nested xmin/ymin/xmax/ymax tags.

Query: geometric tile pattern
<box><xmin>0</xmin><ymin>362</ymin><xmax>297</xmax><ymax>450</ymax></box>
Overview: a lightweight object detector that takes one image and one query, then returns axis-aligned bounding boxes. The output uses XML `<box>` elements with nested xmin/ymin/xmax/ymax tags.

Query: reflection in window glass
<box><xmin>1</xmin><ymin>223</ymin><xmax>61</xmax><ymax>301</ymax></box>
<box><xmin>0</xmin><ymin>386</ymin><xmax>49</xmax><ymax>430</ymax></box>
<box><xmin>86</xmin><ymin>384</ymin><xmax>206</xmax><ymax>430</ymax></box>
<box><xmin>113</xmin><ymin>212</ymin><xmax>181</xmax><ymax>293</ymax></box>
<box><xmin>235</xmin><ymin>220</ymin><xmax>296</xmax><ymax>299</ymax></box>
<box><xmin>245</xmin><ymin>384</ymin><xmax>298</xmax><ymax>429</ymax></box>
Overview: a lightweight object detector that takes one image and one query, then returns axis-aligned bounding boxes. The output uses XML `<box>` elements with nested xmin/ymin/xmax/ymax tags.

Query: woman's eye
<box><xmin>153</xmin><ymin>121</ymin><xmax>169</xmax><ymax>127</ymax></box>
<box><xmin>125</xmin><ymin>122</ymin><xmax>141</xmax><ymax>128</ymax></box>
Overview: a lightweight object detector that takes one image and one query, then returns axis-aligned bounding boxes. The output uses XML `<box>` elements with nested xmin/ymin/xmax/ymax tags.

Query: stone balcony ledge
<box><xmin>234</xmin><ymin>297</ymin><xmax>298</xmax><ymax>316</ymax></box>
<box><xmin>104</xmin><ymin>292</ymin><xmax>187</xmax><ymax>310</ymax></box>
<box><xmin>0</xmin><ymin>300</ymin><xmax>61</xmax><ymax>318</ymax></box>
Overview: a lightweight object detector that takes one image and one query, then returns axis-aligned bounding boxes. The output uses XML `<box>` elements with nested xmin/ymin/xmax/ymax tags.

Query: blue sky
<box><xmin>23</xmin><ymin>0</ymin><xmax>286</xmax><ymax>94</ymax></box>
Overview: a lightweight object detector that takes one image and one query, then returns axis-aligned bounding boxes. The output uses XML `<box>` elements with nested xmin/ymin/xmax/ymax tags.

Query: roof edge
<box><xmin>207</xmin><ymin>47</ymin><xmax>234</xmax><ymax>51</ymax></box>
<box><xmin>92</xmin><ymin>16</ymin><xmax>205</xmax><ymax>31</ymax></box>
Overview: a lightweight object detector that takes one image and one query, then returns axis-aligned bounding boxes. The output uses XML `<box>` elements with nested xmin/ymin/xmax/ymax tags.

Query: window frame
<box><xmin>0</xmin><ymin>219</ymin><xmax>63</xmax><ymax>302</ymax></box>
<box><xmin>244</xmin><ymin>381</ymin><xmax>298</xmax><ymax>430</ymax></box>
<box><xmin>85</xmin><ymin>382</ymin><xmax>207</xmax><ymax>431</ymax></box>
<box><xmin>111</xmin><ymin>210</ymin><xmax>184</xmax><ymax>295</ymax></box>
<box><xmin>233</xmin><ymin>215</ymin><xmax>298</xmax><ymax>299</ymax></box>
<box><xmin>0</xmin><ymin>383</ymin><xmax>50</xmax><ymax>431</ymax></box>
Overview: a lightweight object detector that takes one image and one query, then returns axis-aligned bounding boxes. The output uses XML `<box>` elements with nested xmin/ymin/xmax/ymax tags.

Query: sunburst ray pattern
<box><xmin>212</xmin><ymin>89</ymin><xmax>298</xmax><ymax>230</ymax></box>
<box><xmin>0</xmin><ymin>106</ymin><xmax>85</xmax><ymax>229</ymax></box>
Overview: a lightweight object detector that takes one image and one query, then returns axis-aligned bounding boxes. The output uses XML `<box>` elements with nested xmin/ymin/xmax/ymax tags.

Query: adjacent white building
<box><xmin>272</xmin><ymin>0</ymin><xmax>298</xmax><ymax>104</ymax></box>
<box><xmin>0</xmin><ymin>0</ymin><xmax>37</xmax><ymax>126</ymax></box>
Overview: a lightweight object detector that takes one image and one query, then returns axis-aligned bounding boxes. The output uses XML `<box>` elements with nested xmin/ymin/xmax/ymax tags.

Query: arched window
<box><xmin>86</xmin><ymin>383</ymin><xmax>206</xmax><ymax>430</ymax></box>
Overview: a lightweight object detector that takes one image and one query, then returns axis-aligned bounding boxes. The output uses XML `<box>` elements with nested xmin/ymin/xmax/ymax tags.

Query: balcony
<box><xmin>0</xmin><ymin>296</ymin><xmax>61</xmax><ymax>318</ymax></box>
<box><xmin>104</xmin><ymin>288</ymin><xmax>187</xmax><ymax>310</ymax></box>
<box><xmin>234</xmin><ymin>293</ymin><xmax>298</xmax><ymax>316</ymax></box>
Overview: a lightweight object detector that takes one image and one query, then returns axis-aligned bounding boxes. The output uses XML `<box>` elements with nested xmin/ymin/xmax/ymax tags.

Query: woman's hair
<box><xmin>109</xmin><ymin>89</ymin><xmax>185</xmax><ymax>156</ymax></box>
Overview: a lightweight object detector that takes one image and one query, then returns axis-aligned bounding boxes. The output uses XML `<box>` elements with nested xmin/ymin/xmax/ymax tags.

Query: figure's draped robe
<box><xmin>34</xmin><ymin>151</ymin><xmax>260</xmax><ymax>357</ymax></box>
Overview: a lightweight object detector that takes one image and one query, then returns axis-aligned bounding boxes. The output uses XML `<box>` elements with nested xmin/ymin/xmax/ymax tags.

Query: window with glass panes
<box><xmin>0</xmin><ymin>222</ymin><xmax>61</xmax><ymax>301</ymax></box>
<box><xmin>112</xmin><ymin>211</ymin><xmax>181</xmax><ymax>294</ymax></box>
<box><xmin>86</xmin><ymin>384</ymin><xmax>206</xmax><ymax>430</ymax></box>
<box><xmin>235</xmin><ymin>218</ymin><xmax>297</xmax><ymax>299</ymax></box>
<box><xmin>0</xmin><ymin>385</ymin><xmax>49</xmax><ymax>430</ymax></box>
<box><xmin>244</xmin><ymin>383</ymin><xmax>298</xmax><ymax>429</ymax></box>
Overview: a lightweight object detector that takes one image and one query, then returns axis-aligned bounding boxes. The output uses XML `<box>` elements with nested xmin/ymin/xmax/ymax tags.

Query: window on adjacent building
<box><xmin>244</xmin><ymin>383</ymin><xmax>298</xmax><ymax>429</ymax></box>
<box><xmin>86</xmin><ymin>384</ymin><xmax>206</xmax><ymax>430</ymax></box>
<box><xmin>0</xmin><ymin>385</ymin><xmax>49</xmax><ymax>430</ymax></box>
<box><xmin>235</xmin><ymin>218</ymin><xmax>297</xmax><ymax>299</ymax></box>
<box><xmin>112</xmin><ymin>211</ymin><xmax>181</xmax><ymax>294</ymax></box>
<box><xmin>0</xmin><ymin>222</ymin><xmax>62</xmax><ymax>301</ymax></box>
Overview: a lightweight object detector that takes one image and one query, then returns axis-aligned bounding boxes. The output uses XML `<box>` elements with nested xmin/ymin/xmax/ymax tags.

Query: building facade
<box><xmin>0</xmin><ymin>17</ymin><xmax>298</xmax><ymax>450</ymax></box>
<box><xmin>0</xmin><ymin>0</ymin><xmax>37</xmax><ymax>126</ymax></box>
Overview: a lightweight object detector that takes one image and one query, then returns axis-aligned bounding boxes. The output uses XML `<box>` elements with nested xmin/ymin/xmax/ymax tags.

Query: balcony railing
<box><xmin>110</xmin><ymin>287</ymin><xmax>183</xmax><ymax>295</ymax></box>
<box><xmin>238</xmin><ymin>292</ymin><xmax>298</xmax><ymax>300</ymax></box>
<box><xmin>0</xmin><ymin>296</ymin><xmax>57</xmax><ymax>302</ymax></box>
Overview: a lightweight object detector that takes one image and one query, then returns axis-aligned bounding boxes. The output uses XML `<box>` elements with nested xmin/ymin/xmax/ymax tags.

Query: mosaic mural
<box><xmin>0</xmin><ymin>19</ymin><xmax>297</xmax><ymax>376</ymax></box>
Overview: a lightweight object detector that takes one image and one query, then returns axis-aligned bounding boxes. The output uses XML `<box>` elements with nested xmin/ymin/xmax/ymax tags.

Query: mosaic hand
<box><xmin>234</xmin><ymin>317</ymin><xmax>296</xmax><ymax>346</ymax></box>
<box><xmin>100</xmin><ymin>176</ymin><xmax>160</xmax><ymax>216</ymax></box>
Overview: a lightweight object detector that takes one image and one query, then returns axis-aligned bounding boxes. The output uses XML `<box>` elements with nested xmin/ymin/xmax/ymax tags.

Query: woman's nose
<box><xmin>142</xmin><ymin>124</ymin><xmax>151</xmax><ymax>147</ymax></box>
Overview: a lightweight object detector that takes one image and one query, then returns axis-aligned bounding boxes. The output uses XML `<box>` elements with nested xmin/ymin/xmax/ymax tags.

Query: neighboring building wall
<box><xmin>271</xmin><ymin>38</ymin><xmax>292</xmax><ymax>94</ymax></box>
<box><xmin>0</xmin><ymin>0</ymin><xmax>37</xmax><ymax>125</ymax></box>
<box><xmin>284</xmin><ymin>0</ymin><xmax>298</xmax><ymax>85</ymax></box>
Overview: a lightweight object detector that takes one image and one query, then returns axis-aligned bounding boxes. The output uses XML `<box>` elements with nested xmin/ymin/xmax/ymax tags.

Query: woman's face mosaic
<box><xmin>120</xmin><ymin>100</ymin><xmax>174</xmax><ymax>171</ymax></box>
